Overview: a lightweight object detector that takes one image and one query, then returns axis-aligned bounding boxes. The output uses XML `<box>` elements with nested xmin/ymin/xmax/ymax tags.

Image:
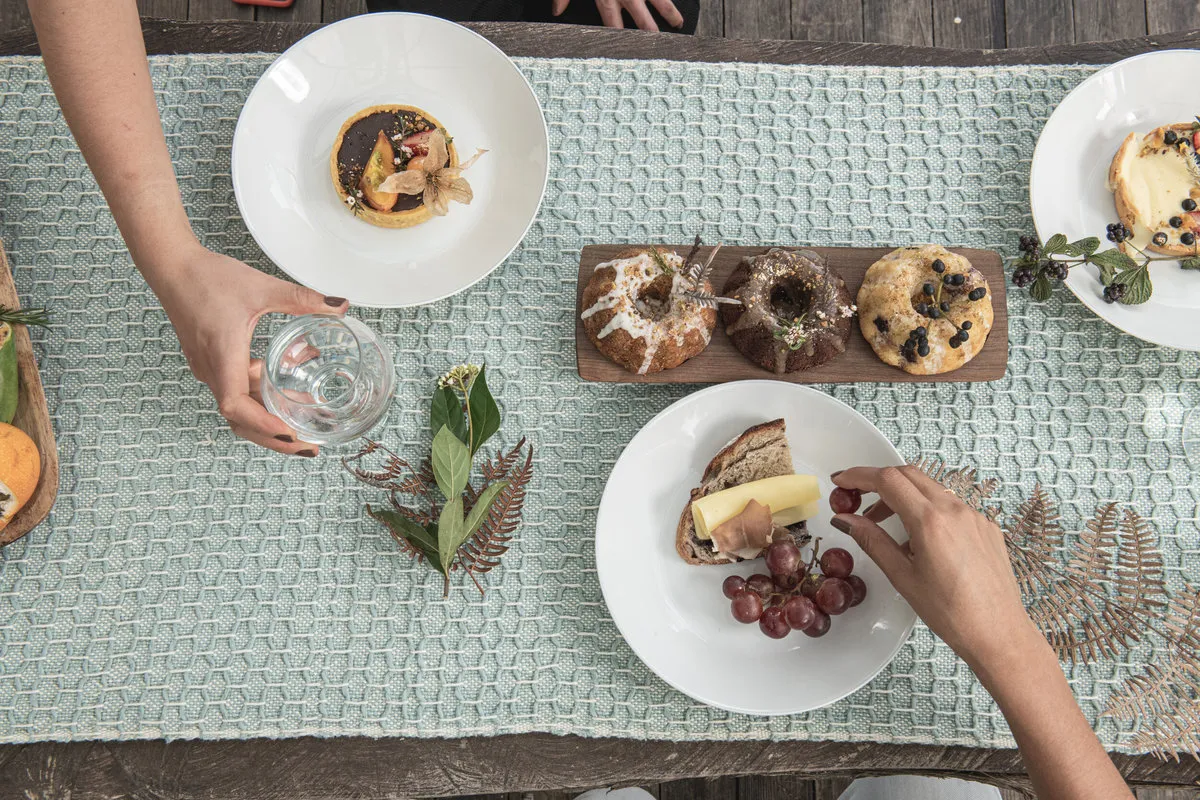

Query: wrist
<box><xmin>964</xmin><ymin>619</ymin><xmax>1057</xmax><ymax>693</ymax></box>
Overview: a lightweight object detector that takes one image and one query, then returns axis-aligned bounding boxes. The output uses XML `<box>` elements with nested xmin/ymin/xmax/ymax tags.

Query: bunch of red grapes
<box><xmin>721</xmin><ymin>486</ymin><xmax>867</xmax><ymax>639</ymax></box>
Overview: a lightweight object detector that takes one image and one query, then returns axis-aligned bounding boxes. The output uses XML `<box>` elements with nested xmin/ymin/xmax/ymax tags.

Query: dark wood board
<box><xmin>576</xmin><ymin>244</ymin><xmax>1008</xmax><ymax>385</ymax></box>
<box><xmin>0</xmin><ymin>242</ymin><xmax>58</xmax><ymax>547</ymax></box>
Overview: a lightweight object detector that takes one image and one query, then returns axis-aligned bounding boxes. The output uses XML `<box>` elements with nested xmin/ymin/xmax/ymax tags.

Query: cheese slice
<box><xmin>691</xmin><ymin>475</ymin><xmax>820</xmax><ymax>541</ymax></box>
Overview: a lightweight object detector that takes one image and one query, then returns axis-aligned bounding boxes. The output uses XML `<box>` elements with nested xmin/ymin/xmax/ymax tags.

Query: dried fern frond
<box><xmin>1003</xmin><ymin>485</ymin><xmax>1063</xmax><ymax>596</ymax></box>
<box><xmin>460</xmin><ymin>440</ymin><xmax>533</xmax><ymax>576</ymax></box>
<box><xmin>1163</xmin><ymin>586</ymin><xmax>1200</xmax><ymax>661</ymax></box>
<box><xmin>910</xmin><ymin>457</ymin><xmax>1000</xmax><ymax>520</ymax></box>
<box><xmin>342</xmin><ymin>440</ymin><xmax>434</xmax><ymax>498</ymax></box>
<box><xmin>683</xmin><ymin>241</ymin><xmax>723</xmax><ymax>288</ymax></box>
<box><xmin>1105</xmin><ymin>652</ymin><xmax>1200</xmax><ymax>723</ymax></box>
<box><xmin>678</xmin><ymin>288</ymin><xmax>741</xmax><ymax>309</ymax></box>
<box><xmin>1127</xmin><ymin>702</ymin><xmax>1200</xmax><ymax>762</ymax></box>
<box><xmin>1113</xmin><ymin>508</ymin><xmax>1167</xmax><ymax>619</ymax></box>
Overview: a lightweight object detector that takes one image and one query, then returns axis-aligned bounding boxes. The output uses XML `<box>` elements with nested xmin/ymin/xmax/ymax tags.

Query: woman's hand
<box><xmin>149</xmin><ymin>242</ymin><xmax>348</xmax><ymax>456</ymax></box>
<box><xmin>552</xmin><ymin>0</ymin><xmax>684</xmax><ymax>31</ymax></box>
<box><xmin>830</xmin><ymin>465</ymin><xmax>1036</xmax><ymax>670</ymax></box>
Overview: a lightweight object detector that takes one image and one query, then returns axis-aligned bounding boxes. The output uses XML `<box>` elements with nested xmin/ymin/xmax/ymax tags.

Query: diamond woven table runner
<box><xmin>0</xmin><ymin>54</ymin><xmax>1197</xmax><ymax>749</ymax></box>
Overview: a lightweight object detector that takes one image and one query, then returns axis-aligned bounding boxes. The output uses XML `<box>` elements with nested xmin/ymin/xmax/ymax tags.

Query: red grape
<box><xmin>799</xmin><ymin>574</ymin><xmax>823</xmax><ymax>599</ymax></box>
<box><xmin>820</xmin><ymin>548</ymin><xmax>854</xmax><ymax>579</ymax></box>
<box><xmin>830</xmin><ymin>487</ymin><xmax>863</xmax><ymax>514</ymax></box>
<box><xmin>847</xmin><ymin>575</ymin><xmax>867</xmax><ymax>607</ymax></box>
<box><xmin>765</xmin><ymin>540</ymin><xmax>801</xmax><ymax>576</ymax></box>
<box><xmin>722</xmin><ymin>575</ymin><xmax>747</xmax><ymax>599</ymax></box>
<box><xmin>802</xmin><ymin>609</ymin><xmax>831</xmax><ymax>637</ymax></box>
<box><xmin>731</xmin><ymin>591</ymin><xmax>764</xmax><ymax>623</ymax></box>
<box><xmin>758</xmin><ymin>606</ymin><xmax>791</xmax><ymax>639</ymax></box>
<box><xmin>773</xmin><ymin>571</ymin><xmax>800</xmax><ymax>591</ymax></box>
<box><xmin>782</xmin><ymin>596</ymin><xmax>817</xmax><ymax>630</ymax></box>
<box><xmin>746</xmin><ymin>574</ymin><xmax>774</xmax><ymax>598</ymax></box>
<box><xmin>815</xmin><ymin>577</ymin><xmax>853</xmax><ymax>615</ymax></box>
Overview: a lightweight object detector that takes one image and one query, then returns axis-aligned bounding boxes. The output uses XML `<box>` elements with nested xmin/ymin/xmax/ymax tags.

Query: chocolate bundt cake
<box><xmin>721</xmin><ymin>248</ymin><xmax>855</xmax><ymax>374</ymax></box>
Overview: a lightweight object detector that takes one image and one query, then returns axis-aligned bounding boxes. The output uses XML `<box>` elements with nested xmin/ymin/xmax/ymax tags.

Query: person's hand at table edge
<box><xmin>830</xmin><ymin>465</ymin><xmax>1134</xmax><ymax>800</ymax></box>
<box><xmin>150</xmin><ymin>242</ymin><xmax>348</xmax><ymax>456</ymax></box>
<box><xmin>552</xmin><ymin>0</ymin><xmax>684</xmax><ymax>31</ymax></box>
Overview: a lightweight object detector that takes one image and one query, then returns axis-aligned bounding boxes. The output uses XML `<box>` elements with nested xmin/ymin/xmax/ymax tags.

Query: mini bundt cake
<box><xmin>581</xmin><ymin>246</ymin><xmax>718</xmax><ymax>375</ymax></box>
<box><xmin>720</xmin><ymin>248</ymin><xmax>856</xmax><ymax>374</ymax></box>
<box><xmin>858</xmin><ymin>245</ymin><xmax>993</xmax><ymax>376</ymax></box>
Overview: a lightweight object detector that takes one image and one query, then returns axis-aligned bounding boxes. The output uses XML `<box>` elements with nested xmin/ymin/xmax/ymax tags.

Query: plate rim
<box><xmin>594</xmin><ymin>380</ymin><xmax>917</xmax><ymax>716</ymax></box>
<box><xmin>230</xmin><ymin>12</ymin><xmax>550</xmax><ymax>309</ymax></box>
<box><xmin>1029</xmin><ymin>48</ymin><xmax>1200</xmax><ymax>352</ymax></box>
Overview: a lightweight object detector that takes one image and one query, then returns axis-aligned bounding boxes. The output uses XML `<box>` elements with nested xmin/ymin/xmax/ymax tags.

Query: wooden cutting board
<box><xmin>0</xmin><ymin>242</ymin><xmax>58</xmax><ymax>546</ymax></box>
<box><xmin>576</xmin><ymin>245</ymin><xmax>1008</xmax><ymax>385</ymax></box>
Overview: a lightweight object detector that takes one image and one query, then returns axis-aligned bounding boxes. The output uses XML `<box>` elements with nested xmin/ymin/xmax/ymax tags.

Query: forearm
<box><xmin>27</xmin><ymin>0</ymin><xmax>199</xmax><ymax>291</ymax></box>
<box><xmin>970</xmin><ymin>626</ymin><xmax>1133</xmax><ymax>800</ymax></box>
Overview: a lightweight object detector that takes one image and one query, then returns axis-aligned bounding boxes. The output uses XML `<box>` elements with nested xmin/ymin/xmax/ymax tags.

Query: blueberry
<box><xmin>968</xmin><ymin>287</ymin><xmax>987</xmax><ymax>301</ymax></box>
<box><xmin>922</xmin><ymin>282</ymin><xmax>935</xmax><ymax>296</ymax></box>
<box><xmin>940</xmin><ymin>301</ymin><xmax>951</xmax><ymax>312</ymax></box>
<box><xmin>917</xmin><ymin>343</ymin><xmax>930</xmax><ymax>357</ymax></box>
<box><xmin>958</xmin><ymin>330</ymin><xmax>969</xmax><ymax>341</ymax></box>
<box><xmin>948</xmin><ymin>336</ymin><xmax>962</xmax><ymax>349</ymax></box>
<box><xmin>1184</xmin><ymin>198</ymin><xmax>1197</xmax><ymax>212</ymax></box>
<box><xmin>960</xmin><ymin>320</ymin><xmax>973</xmax><ymax>330</ymax></box>
<box><xmin>1166</xmin><ymin>130</ymin><xmax>1179</xmax><ymax>145</ymax></box>
<box><xmin>950</xmin><ymin>273</ymin><xmax>966</xmax><ymax>286</ymax></box>
<box><xmin>1184</xmin><ymin>232</ymin><xmax>1196</xmax><ymax>246</ymax></box>
<box><xmin>914</xmin><ymin>326</ymin><xmax>927</xmax><ymax>338</ymax></box>
<box><xmin>931</xmin><ymin>259</ymin><xmax>945</xmax><ymax>273</ymax></box>
<box><xmin>1171</xmin><ymin>216</ymin><xmax>1184</xmax><ymax>228</ymax></box>
<box><xmin>928</xmin><ymin>307</ymin><xmax>941</xmax><ymax>320</ymax></box>
<box><xmin>1153</xmin><ymin>232</ymin><xmax>1169</xmax><ymax>246</ymax></box>
<box><xmin>916</xmin><ymin>303</ymin><xmax>930</xmax><ymax>316</ymax></box>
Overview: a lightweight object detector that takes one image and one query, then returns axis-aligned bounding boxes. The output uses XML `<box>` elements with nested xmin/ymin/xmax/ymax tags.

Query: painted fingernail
<box><xmin>297</xmin><ymin>449</ymin><xmax>317</xmax><ymax>458</ymax></box>
<box><xmin>831</xmin><ymin>517</ymin><xmax>852</xmax><ymax>534</ymax></box>
<box><xmin>275</xmin><ymin>434</ymin><xmax>294</xmax><ymax>443</ymax></box>
<box><xmin>830</xmin><ymin>470</ymin><xmax>844</xmax><ymax>480</ymax></box>
<box><xmin>324</xmin><ymin>296</ymin><xmax>347</xmax><ymax>307</ymax></box>
<box><xmin>863</xmin><ymin>500</ymin><xmax>884</xmax><ymax>517</ymax></box>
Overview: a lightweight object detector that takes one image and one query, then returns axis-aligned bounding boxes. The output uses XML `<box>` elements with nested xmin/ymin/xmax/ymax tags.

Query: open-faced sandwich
<box><xmin>676</xmin><ymin>419</ymin><xmax>819</xmax><ymax>565</ymax></box>
<box><xmin>1109</xmin><ymin>122</ymin><xmax>1200</xmax><ymax>255</ymax></box>
<box><xmin>331</xmin><ymin>104</ymin><xmax>486</xmax><ymax>229</ymax></box>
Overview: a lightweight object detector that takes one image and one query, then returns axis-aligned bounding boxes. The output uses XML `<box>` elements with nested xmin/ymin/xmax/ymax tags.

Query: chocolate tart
<box><xmin>330</xmin><ymin>104</ymin><xmax>458</xmax><ymax>229</ymax></box>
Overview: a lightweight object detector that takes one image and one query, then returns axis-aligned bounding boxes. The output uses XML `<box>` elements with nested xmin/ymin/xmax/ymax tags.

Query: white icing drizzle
<box><xmin>581</xmin><ymin>252</ymin><xmax>713</xmax><ymax>374</ymax></box>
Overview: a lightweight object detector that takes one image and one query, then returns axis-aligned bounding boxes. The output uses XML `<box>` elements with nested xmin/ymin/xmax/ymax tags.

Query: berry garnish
<box><xmin>915</xmin><ymin>302</ymin><xmax>930</xmax><ymax>316</ymax></box>
<box><xmin>1166</xmin><ymin>130</ymin><xmax>1179</xmax><ymax>145</ymax></box>
<box><xmin>1103</xmin><ymin>283</ymin><xmax>1127</xmax><ymax>304</ymax></box>
<box><xmin>939</xmin><ymin>301</ymin><xmax>951</xmax><ymax>312</ymax></box>
<box><xmin>949</xmin><ymin>336</ymin><xmax>962</xmax><ymax>349</ymax></box>
<box><xmin>1013</xmin><ymin>268</ymin><xmax>1035</xmax><ymax>288</ymax></box>
<box><xmin>1153</xmin><ymin>231</ymin><xmax>1169</xmax><ymax>246</ymax></box>
<box><xmin>928</xmin><ymin>307</ymin><xmax>941</xmax><ymax>319</ymax></box>
<box><xmin>960</xmin><ymin>320</ymin><xmax>972</xmax><ymax>330</ymax></box>
<box><xmin>1018</xmin><ymin>235</ymin><xmax>1037</xmax><ymax>252</ymax></box>
<box><xmin>1171</xmin><ymin>216</ymin><xmax>1184</xmax><ymax>228</ymax></box>
<box><xmin>958</xmin><ymin>329</ymin><xmax>969</xmax><ymax>341</ymax></box>
<box><xmin>829</xmin><ymin>487</ymin><xmax>862</xmax><ymax>514</ymax></box>
<box><xmin>1185</xmin><ymin>198</ymin><xmax>1197</xmax><ymax>212</ymax></box>
<box><xmin>968</xmin><ymin>287</ymin><xmax>987</xmax><ymax>301</ymax></box>
<box><xmin>950</xmin><ymin>273</ymin><xmax>966</xmax><ymax>286</ymax></box>
<box><xmin>917</xmin><ymin>342</ymin><xmax>930</xmax><ymax>357</ymax></box>
<box><xmin>922</xmin><ymin>282</ymin><xmax>935</xmax><ymax>296</ymax></box>
<box><xmin>1052</xmin><ymin>263</ymin><xmax>1069</xmax><ymax>281</ymax></box>
<box><xmin>1184</xmin><ymin>232</ymin><xmax>1196</xmax><ymax>246</ymax></box>
<box><xmin>931</xmin><ymin>259</ymin><xmax>945</xmax><ymax>273</ymax></box>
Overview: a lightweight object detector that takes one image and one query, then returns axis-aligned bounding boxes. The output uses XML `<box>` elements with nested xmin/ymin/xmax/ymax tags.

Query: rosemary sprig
<box><xmin>0</xmin><ymin>306</ymin><xmax>49</xmax><ymax>328</ymax></box>
<box><xmin>773</xmin><ymin>313</ymin><xmax>810</xmax><ymax>350</ymax></box>
<box><xmin>649</xmin><ymin>247</ymin><xmax>675</xmax><ymax>275</ymax></box>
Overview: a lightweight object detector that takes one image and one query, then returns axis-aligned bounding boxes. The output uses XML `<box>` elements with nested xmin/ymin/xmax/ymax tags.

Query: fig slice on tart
<box><xmin>358</xmin><ymin>130</ymin><xmax>399</xmax><ymax>212</ymax></box>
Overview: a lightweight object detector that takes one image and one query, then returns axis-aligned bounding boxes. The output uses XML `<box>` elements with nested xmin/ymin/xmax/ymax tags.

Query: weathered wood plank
<box><xmin>814</xmin><ymin>778</ymin><xmax>856</xmax><ymax>800</ymax></box>
<box><xmin>188</xmin><ymin>0</ymin><xmax>254</xmax><ymax>21</ymax></box>
<box><xmin>1146</xmin><ymin>0</ymin><xmax>1200</xmax><ymax>34</ymax></box>
<box><xmin>137</xmin><ymin>0</ymin><xmax>189</xmax><ymax>19</ymax></box>
<box><xmin>932</xmin><ymin>0</ymin><xmax>1006</xmax><ymax>48</ymax></box>
<box><xmin>1004</xmin><ymin>0</ymin><xmax>1072</xmax><ymax>46</ymax></box>
<box><xmin>1134</xmin><ymin>789</ymin><xmax>1200</xmax><ymax>800</ymax></box>
<box><xmin>659</xmin><ymin>776</ymin><xmax>739</xmax><ymax>799</ymax></box>
<box><xmin>790</xmin><ymin>0</ymin><xmax>864</xmax><ymax>42</ymax></box>
<box><xmin>738</xmin><ymin>774</ymin><xmax>817</xmax><ymax>800</ymax></box>
<box><xmin>697</xmin><ymin>0</ymin><xmax>724</xmax><ymax>36</ymax></box>
<box><xmin>863</xmin><ymin>0</ymin><xmax>933</xmax><ymax>45</ymax></box>
<box><xmin>1072</xmin><ymin>0</ymin><xmax>1147</xmax><ymax>42</ymax></box>
<box><xmin>724</xmin><ymin>0</ymin><xmax>790</xmax><ymax>39</ymax></box>
<box><xmin>0</xmin><ymin>0</ymin><xmax>30</xmax><ymax>30</ymax></box>
<box><xmin>254</xmin><ymin>0</ymin><xmax>321</xmax><ymax>22</ymax></box>
<box><xmin>322</xmin><ymin>0</ymin><xmax>366</xmax><ymax>22</ymax></box>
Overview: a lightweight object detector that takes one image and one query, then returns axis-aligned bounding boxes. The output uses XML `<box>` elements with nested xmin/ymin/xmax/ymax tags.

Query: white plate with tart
<box><xmin>595</xmin><ymin>381</ymin><xmax>917</xmax><ymax>716</ymax></box>
<box><xmin>1030</xmin><ymin>50</ymin><xmax>1200</xmax><ymax>350</ymax></box>
<box><xmin>232</xmin><ymin>13</ymin><xmax>548</xmax><ymax>308</ymax></box>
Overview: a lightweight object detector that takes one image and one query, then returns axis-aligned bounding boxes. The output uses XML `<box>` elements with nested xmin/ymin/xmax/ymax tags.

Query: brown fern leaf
<box><xmin>1163</xmin><ymin>587</ymin><xmax>1200</xmax><ymax>661</ymax></box>
<box><xmin>464</xmin><ymin>438</ymin><xmax>528</xmax><ymax>514</ymax></box>
<box><xmin>1105</xmin><ymin>653</ymin><xmax>1200</xmax><ymax>723</ymax></box>
<box><xmin>910</xmin><ymin>456</ymin><xmax>1000</xmax><ymax>519</ymax></box>
<box><xmin>1004</xmin><ymin>485</ymin><xmax>1063</xmax><ymax>597</ymax></box>
<box><xmin>1127</xmin><ymin>702</ymin><xmax>1200</xmax><ymax>762</ymax></box>
<box><xmin>461</xmin><ymin>441</ymin><xmax>533</xmax><ymax>575</ymax></box>
<box><xmin>1113</xmin><ymin>508</ymin><xmax>1167</xmax><ymax>620</ymax></box>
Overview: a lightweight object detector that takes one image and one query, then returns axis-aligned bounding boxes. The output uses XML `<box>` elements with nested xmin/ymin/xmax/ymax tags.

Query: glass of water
<box><xmin>260</xmin><ymin>314</ymin><xmax>395</xmax><ymax>446</ymax></box>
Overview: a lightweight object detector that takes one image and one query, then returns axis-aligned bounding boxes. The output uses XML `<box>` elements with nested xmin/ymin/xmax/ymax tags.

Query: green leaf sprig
<box><xmin>1011</xmin><ymin>228</ymin><xmax>1190</xmax><ymax>306</ymax></box>
<box><xmin>0</xmin><ymin>306</ymin><xmax>50</xmax><ymax>328</ymax></box>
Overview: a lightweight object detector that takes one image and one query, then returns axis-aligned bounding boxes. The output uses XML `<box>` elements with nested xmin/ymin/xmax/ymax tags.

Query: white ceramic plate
<box><xmin>231</xmin><ymin>13</ymin><xmax>548</xmax><ymax>308</ymax></box>
<box><xmin>1030</xmin><ymin>49</ymin><xmax>1200</xmax><ymax>351</ymax></box>
<box><xmin>595</xmin><ymin>382</ymin><xmax>917</xmax><ymax>716</ymax></box>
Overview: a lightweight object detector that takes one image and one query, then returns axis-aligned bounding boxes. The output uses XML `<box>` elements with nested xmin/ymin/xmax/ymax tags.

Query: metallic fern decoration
<box><xmin>913</xmin><ymin>457</ymin><xmax>1194</xmax><ymax>761</ymax></box>
<box><xmin>678</xmin><ymin>288</ymin><xmax>742</xmax><ymax>309</ymax></box>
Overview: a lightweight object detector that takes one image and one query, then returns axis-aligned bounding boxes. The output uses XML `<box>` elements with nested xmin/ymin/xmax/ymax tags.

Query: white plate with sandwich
<box><xmin>231</xmin><ymin>13</ymin><xmax>548</xmax><ymax>308</ymax></box>
<box><xmin>595</xmin><ymin>381</ymin><xmax>917</xmax><ymax>716</ymax></box>
<box><xmin>1030</xmin><ymin>49</ymin><xmax>1200</xmax><ymax>350</ymax></box>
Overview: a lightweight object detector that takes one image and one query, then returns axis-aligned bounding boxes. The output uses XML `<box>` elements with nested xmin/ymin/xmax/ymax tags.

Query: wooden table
<box><xmin>2</xmin><ymin>18</ymin><xmax>1200</xmax><ymax>800</ymax></box>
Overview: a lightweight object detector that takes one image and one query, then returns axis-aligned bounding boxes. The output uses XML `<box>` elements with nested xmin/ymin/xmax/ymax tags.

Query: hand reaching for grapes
<box><xmin>828</xmin><ymin>466</ymin><xmax>1034</xmax><ymax>670</ymax></box>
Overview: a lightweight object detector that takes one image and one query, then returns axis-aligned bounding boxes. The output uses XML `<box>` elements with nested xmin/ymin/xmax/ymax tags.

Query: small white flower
<box><xmin>355</xmin><ymin>190</ymin><xmax>363</xmax><ymax>198</ymax></box>
<box><xmin>393</xmin><ymin>157</ymin><xmax>402</xmax><ymax>165</ymax></box>
<box><xmin>345</xmin><ymin>196</ymin><xmax>356</xmax><ymax>206</ymax></box>
<box><xmin>438</xmin><ymin>363</ymin><xmax>482</xmax><ymax>390</ymax></box>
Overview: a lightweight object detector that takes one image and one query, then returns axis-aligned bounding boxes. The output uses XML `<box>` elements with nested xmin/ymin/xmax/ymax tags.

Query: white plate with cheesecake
<box><xmin>231</xmin><ymin>13</ymin><xmax>548</xmax><ymax>308</ymax></box>
<box><xmin>1030</xmin><ymin>49</ymin><xmax>1200</xmax><ymax>350</ymax></box>
<box><xmin>595</xmin><ymin>381</ymin><xmax>917</xmax><ymax>716</ymax></box>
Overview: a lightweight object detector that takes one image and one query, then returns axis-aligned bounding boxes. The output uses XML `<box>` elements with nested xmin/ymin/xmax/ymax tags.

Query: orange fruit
<box><xmin>0</xmin><ymin>422</ymin><xmax>40</xmax><ymax>531</ymax></box>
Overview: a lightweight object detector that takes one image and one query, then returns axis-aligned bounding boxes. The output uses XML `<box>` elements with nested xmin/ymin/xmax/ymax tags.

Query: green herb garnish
<box><xmin>0</xmin><ymin>306</ymin><xmax>49</xmax><ymax>328</ymax></box>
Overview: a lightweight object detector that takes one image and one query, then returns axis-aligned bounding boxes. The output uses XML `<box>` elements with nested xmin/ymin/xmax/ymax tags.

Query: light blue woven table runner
<box><xmin>0</xmin><ymin>54</ymin><xmax>1197</xmax><ymax>749</ymax></box>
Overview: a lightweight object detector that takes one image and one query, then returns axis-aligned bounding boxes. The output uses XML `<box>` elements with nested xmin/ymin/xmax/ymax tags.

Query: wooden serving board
<box><xmin>576</xmin><ymin>245</ymin><xmax>1008</xmax><ymax>385</ymax></box>
<box><xmin>0</xmin><ymin>242</ymin><xmax>58</xmax><ymax>546</ymax></box>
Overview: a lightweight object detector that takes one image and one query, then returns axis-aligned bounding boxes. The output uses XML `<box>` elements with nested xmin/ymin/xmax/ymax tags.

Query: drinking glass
<box><xmin>260</xmin><ymin>314</ymin><xmax>395</xmax><ymax>445</ymax></box>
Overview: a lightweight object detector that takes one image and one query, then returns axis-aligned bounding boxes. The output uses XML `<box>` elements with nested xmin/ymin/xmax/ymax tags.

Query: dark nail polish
<box><xmin>297</xmin><ymin>449</ymin><xmax>317</xmax><ymax>458</ymax></box>
<box><xmin>831</xmin><ymin>517</ymin><xmax>852</xmax><ymax>534</ymax></box>
<box><xmin>324</xmin><ymin>296</ymin><xmax>347</xmax><ymax>307</ymax></box>
<box><xmin>830</xmin><ymin>470</ymin><xmax>844</xmax><ymax>480</ymax></box>
<box><xmin>275</xmin><ymin>434</ymin><xmax>294</xmax><ymax>443</ymax></box>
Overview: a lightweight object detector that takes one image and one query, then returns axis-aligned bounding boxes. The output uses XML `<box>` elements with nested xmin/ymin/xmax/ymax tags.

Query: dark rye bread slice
<box><xmin>675</xmin><ymin>418</ymin><xmax>808</xmax><ymax>565</ymax></box>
